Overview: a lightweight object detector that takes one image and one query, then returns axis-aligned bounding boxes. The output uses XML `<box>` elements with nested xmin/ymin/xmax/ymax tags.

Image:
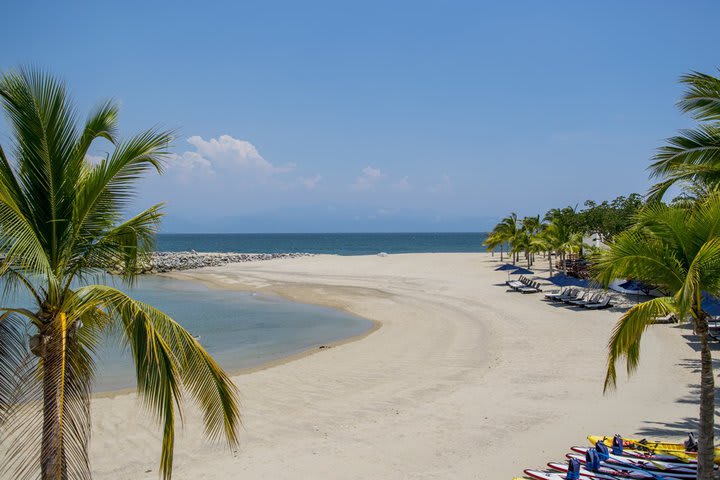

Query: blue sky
<box><xmin>1</xmin><ymin>1</ymin><xmax>719</xmax><ymax>232</ymax></box>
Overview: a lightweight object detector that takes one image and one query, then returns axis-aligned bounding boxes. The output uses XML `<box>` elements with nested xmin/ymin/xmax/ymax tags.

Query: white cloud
<box><xmin>299</xmin><ymin>174</ymin><xmax>322</xmax><ymax>190</ymax></box>
<box><xmin>351</xmin><ymin>166</ymin><xmax>386</xmax><ymax>191</ymax></box>
<box><xmin>169</xmin><ymin>134</ymin><xmax>294</xmax><ymax>177</ymax></box>
<box><xmin>173</xmin><ymin>151</ymin><xmax>214</xmax><ymax>173</ymax></box>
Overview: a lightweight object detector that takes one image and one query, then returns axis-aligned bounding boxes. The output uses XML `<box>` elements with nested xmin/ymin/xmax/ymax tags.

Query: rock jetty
<box><xmin>135</xmin><ymin>251</ymin><xmax>314</xmax><ymax>274</ymax></box>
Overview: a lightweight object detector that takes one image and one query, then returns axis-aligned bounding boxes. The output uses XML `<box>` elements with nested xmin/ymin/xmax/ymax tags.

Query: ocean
<box><xmin>156</xmin><ymin>232</ymin><xmax>489</xmax><ymax>255</ymax></box>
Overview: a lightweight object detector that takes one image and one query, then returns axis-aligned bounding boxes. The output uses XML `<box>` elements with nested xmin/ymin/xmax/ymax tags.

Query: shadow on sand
<box><xmin>636</xmin><ymin>357</ymin><xmax>720</xmax><ymax>439</ymax></box>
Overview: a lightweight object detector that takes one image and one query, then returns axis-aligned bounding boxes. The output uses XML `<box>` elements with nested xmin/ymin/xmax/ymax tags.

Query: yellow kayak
<box><xmin>588</xmin><ymin>435</ymin><xmax>720</xmax><ymax>464</ymax></box>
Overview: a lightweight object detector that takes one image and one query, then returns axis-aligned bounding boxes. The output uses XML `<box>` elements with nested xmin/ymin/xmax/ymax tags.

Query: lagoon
<box><xmin>6</xmin><ymin>275</ymin><xmax>373</xmax><ymax>392</ymax></box>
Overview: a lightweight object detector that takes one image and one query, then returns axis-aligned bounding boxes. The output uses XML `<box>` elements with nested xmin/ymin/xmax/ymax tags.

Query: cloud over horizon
<box><xmin>169</xmin><ymin>135</ymin><xmax>295</xmax><ymax>179</ymax></box>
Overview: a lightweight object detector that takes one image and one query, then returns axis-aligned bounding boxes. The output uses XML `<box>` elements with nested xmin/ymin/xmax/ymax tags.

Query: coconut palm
<box><xmin>521</xmin><ymin>215</ymin><xmax>543</xmax><ymax>266</ymax></box>
<box><xmin>0</xmin><ymin>68</ymin><xmax>240</xmax><ymax>480</ymax></box>
<box><xmin>593</xmin><ymin>195</ymin><xmax>720</xmax><ymax>480</ymax></box>
<box><xmin>530</xmin><ymin>231</ymin><xmax>553</xmax><ymax>276</ymax></box>
<box><xmin>498</xmin><ymin>213</ymin><xmax>521</xmax><ymax>264</ymax></box>
<box><xmin>649</xmin><ymin>69</ymin><xmax>720</xmax><ymax>200</ymax></box>
<box><xmin>512</xmin><ymin>229</ymin><xmax>531</xmax><ymax>268</ymax></box>
<box><xmin>482</xmin><ymin>231</ymin><xmax>505</xmax><ymax>260</ymax></box>
<box><xmin>485</xmin><ymin>213</ymin><xmax>521</xmax><ymax>263</ymax></box>
<box><xmin>543</xmin><ymin>219</ymin><xmax>582</xmax><ymax>275</ymax></box>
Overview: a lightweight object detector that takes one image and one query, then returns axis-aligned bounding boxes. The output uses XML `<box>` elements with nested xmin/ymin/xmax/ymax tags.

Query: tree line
<box><xmin>483</xmin><ymin>193</ymin><xmax>643</xmax><ymax>274</ymax></box>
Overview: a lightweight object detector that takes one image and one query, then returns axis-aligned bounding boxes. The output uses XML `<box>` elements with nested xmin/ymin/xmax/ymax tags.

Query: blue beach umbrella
<box><xmin>495</xmin><ymin>263</ymin><xmax>519</xmax><ymax>271</ymax></box>
<box><xmin>617</xmin><ymin>280</ymin><xmax>653</xmax><ymax>295</ymax></box>
<box><xmin>702</xmin><ymin>293</ymin><xmax>720</xmax><ymax>317</ymax></box>
<box><xmin>548</xmin><ymin>275</ymin><xmax>588</xmax><ymax>288</ymax></box>
<box><xmin>510</xmin><ymin>267</ymin><xmax>534</xmax><ymax>276</ymax></box>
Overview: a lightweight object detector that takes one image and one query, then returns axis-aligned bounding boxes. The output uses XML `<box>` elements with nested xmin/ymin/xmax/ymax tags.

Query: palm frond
<box><xmin>604</xmin><ymin>297</ymin><xmax>676</xmax><ymax>391</ymax></box>
<box><xmin>592</xmin><ymin>228</ymin><xmax>686</xmax><ymax>292</ymax></box>
<box><xmin>68</xmin><ymin>285</ymin><xmax>241</xmax><ymax>479</ymax></box>
<box><xmin>0</xmin><ymin>68</ymin><xmax>83</xmax><ymax>272</ymax></box>
<box><xmin>0</xmin><ymin>312</ymin><xmax>32</xmax><ymax>428</ymax></box>
<box><xmin>634</xmin><ymin>202</ymin><xmax>695</xmax><ymax>263</ymax></box>
<box><xmin>74</xmin><ymin>127</ymin><xmax>172</xmax><ymax>224</ymax></box>
<box><xmin>66</xmin><ymin>203</ymin><xmax>164</xmax><ymax>290</ymax></box>
<box><xmin>651</xmin><ymin>125</ymin><xmax>720</xmax><ymax>177</ymax></box>
<box><xmin>678</xmin><ymin>70</ymin><xmax>720</xmax><ymax>122</ymax></box>
<box><xmin>679</xmin><ymin>237</ymin><xmax>720</xmax><ymax>313</ymax></box>
<box><xmin>0</xmin><ymin>144</ymin><xmax>53</xmax><ymax>281</ymax></box>
<box><xmin>75</xmin><ymin>99</ymin><xmax>119</xmax><ymax>159</ymax></box>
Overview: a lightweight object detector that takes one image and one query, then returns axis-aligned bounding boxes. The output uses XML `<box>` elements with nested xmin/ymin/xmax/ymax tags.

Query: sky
<box><xmin>1</xmin><ymin>1</ymin><xmax>719</xmax><ymax>232</ymax></box>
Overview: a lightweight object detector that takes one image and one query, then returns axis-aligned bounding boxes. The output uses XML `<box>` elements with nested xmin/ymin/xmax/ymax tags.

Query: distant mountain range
<box><xmin>159</xmin><ymin>211</ymin><xmax>500</xmax><ymax>234</ymax></box>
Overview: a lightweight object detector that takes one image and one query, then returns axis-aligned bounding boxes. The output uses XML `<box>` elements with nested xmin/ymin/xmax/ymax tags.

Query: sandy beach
<box><xmin>86</xmin><ymin>253</ymin><xmax>705</xmax><ymax>479</ymax></box>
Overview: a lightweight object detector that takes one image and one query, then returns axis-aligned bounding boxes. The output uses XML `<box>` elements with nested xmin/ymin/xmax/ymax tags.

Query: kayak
<box><xmin>550</xmin><ymin>460</ymin><xmax>690</xmax><ymax>479</ymax></box>
<box><xmin>589</xmin><ymin>435</ymin><xmax>720</xmax><ymax>464</ymax></box>
<box><xmin>567</xmin><ymin>452</ymin><xmax>697</xmax><ymax>478</ymax></box>
<box><xmin>573</xmin><ymin>445</ymin><xmax>696</xmax><ymax>465</ymax></box>
<box><xmin>524</xmin><ymin>469</ymin><xmax>578</xmax><ymax>480</ymax></box>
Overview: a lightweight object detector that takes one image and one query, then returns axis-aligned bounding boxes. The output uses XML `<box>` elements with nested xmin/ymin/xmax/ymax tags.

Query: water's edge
<box><xmin>95</xmin><ymin>273</ymin><xmax>380</xmax><ymax>398</ymax></box>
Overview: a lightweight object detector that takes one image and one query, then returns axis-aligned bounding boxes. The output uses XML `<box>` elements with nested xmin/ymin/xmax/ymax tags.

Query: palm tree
<box><xmin>497</xmin><ymin>213</ymin><xmax>521</xmax><ymax>264</ymax></box>
<box><xmin>649</xmin><ymin>69</ymin><xmax>720</xmax><ymax>200</ymax></box>
<box><xmin>482</xmin><ymin>231</ymin><xmax>505</xmax><ymax>260</ymax></box>
<box><xmin>543</xmin><ymin>219</ymin><xmax>582</xmax><ymax>275</ymax></box>
<box><xmin>0</xmin><ymin>68</ymin><xmax>240</xmax><ymax>480</ymax></box>
<box><xmin>513</xmin><ymin>229</ymin><xmax>531</xmax><ymax>267</ymax></box>
<box><xmin>593</xmin><ymin>195</ymin><xmax>720</xmax><ymax>480</ymax></box>
<box><xmin>485</xmin><ymin>213</ymin><xmax>521</xmax><ymax>263</ymax></box>
<box><xmin>521</xmin><ymin>215</ymin><xmax>542</xmax><ymax>266</ymax></box>
<box><xmin>530</xmin><ymin>231</ymin><xmax>553</xmax><ymax>276</ymax></box>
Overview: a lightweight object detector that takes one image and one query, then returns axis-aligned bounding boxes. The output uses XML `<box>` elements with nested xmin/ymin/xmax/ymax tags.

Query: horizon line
<box><xmin>157</xmin><ymin>231</ymin><xmax>491</xmax><ymax>235</ymax></box>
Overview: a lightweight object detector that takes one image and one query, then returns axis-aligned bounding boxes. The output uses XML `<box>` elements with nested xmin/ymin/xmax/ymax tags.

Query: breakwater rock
<box><xmin>135</xmin><ymin>251</ymin><xmax>314</xmax><ymax>274</ymax></box>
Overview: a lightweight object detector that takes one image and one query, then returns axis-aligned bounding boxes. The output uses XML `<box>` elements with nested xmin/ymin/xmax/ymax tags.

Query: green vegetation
<box><xmin>592</xmin><ymin>195</ymin><xmax>720</xmax><ymax>479</ymax></box>
<box><xmin>483</xmin><ymin>193</ymin><xmax>641</xmax><ymax>271</ymax></box>
<box><xmin>0</xmin><ymin>68</ymin><xmax>240</xmax><ymax>480</ymax></box>
<box><xmin>649</xmin><ymin>69</ymin><xmax>720</xmax><ymax>201</ymax></box>
<box><xmin>485</xmin><ymin>67</ymin><xmax>720</xmax><ymax>480</ymax></box>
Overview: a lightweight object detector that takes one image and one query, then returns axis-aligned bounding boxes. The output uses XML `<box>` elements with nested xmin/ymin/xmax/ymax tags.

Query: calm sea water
<box><xmin>5</xmin><ymin>276</ymin><xmax>372</xmax><ymax>391</ymax></box>
<box><xmin>157</xmin><ymin>232</ymin><xmax>489</xmax><ymax>255</ymax></box>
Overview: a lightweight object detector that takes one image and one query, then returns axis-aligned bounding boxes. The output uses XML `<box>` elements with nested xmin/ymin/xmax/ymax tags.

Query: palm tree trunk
<box><xmin>40</xmin><ymin>333</ymin><xmax>65</xmax><ymax>480</ymax></box>
<box><xmin>694</xmin><ymin>310</ymin><xmax>715</xmax><ymax>480</ymax></box>
<box><xmin>548</xmin><ymin>252</ymin><xmax>553</xmax><ymax>277</ymax></box>
<box><xmin>500</xmin><ymin>244</ymin><xmax>504</xmax><ymax>262</ymax></box>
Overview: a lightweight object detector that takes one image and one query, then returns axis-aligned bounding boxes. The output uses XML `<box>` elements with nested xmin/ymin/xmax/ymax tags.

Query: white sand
<box><xmin>83</xmin><ymin>254</ymin><xmax>705</xmax><ymax>478</ymax></box>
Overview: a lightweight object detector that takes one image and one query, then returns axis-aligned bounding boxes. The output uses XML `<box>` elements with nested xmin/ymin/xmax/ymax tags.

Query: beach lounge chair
<box><xmin>544</xmin><ymin>287</ymin><xmax>569</xmax><ymax>301</ymax></box>
<box><xmin>507</xmin><ymin>280</ymin><xmax>524</xmax><ymax>290</ymax></box>
<box><xmin>569</xmin><ymin>293</ymin><xmax>601</xmax><ymax>307</ymax></box>
<box><xmin>562</xmin><ymin>290</ymin><xmax>588</xmax><ymax>304</ymax></box>
<box><xmin>652</xmin><ymin>313</ymin><xmax>677</xmax><ymax>324</ymax></box>
<box><xmin>553</xmin><ymin>288</ymin><xmax>578</xmax><ymax>302</ymax></box>
<box><xmin>706</xmin><ymin>319</ymin><xmax>720</xmax><ymax>341</ymax></box>
<box><xmin>518</xmin><ymin>281</ymin><xmax>542</xmax><ymax>294</ymax></box>
<box><xmin>583</xmin><ymin>296</ymin><xmax>612</xmax><ymax>309</ymax></box>
<box><xmin>506</xmin><ymin>275</ymin><xmax>526</xmax><ymax>289</ymax></box>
